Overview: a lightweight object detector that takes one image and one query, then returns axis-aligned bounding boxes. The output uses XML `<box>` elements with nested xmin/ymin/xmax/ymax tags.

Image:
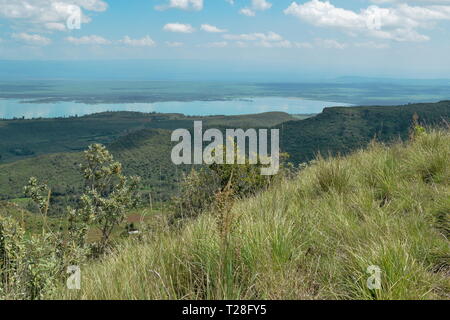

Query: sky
<box><xmin>1</xmin><ymin>0</ymin><xmax>450</xmax><ymax>80</ymax></box>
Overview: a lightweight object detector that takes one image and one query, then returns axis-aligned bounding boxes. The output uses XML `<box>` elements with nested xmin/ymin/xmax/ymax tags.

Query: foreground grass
<box><xmin>55</xmin><ymin>130</ymin><xmax>449</xmax><ymax>300</ymax></box>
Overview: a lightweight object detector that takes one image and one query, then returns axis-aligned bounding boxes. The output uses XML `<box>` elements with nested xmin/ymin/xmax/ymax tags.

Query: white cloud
<box><xmin>223</xmin><ymin>31</ymin><xmax>282</xmax><ymax>41</ymax></box>
<box><xmin>239</xmin><ymin>8</ymin><xmax>256</xmax><ymax>16</ymax></box>
<box><xmin>258</xmin><ymin>40</ymin><xmax>293</xmax><ymax>48</ymax></box>
<box><xmin>293</xmin><ymin>42</ymin><xmax>314</xmax><ymax>49</ymax></box>
<box><xmin>315</xmin><ymin>38</ymin><xmax>347</xmax><ymax>49</ymax></box>
<box><xmin>166</xmin><ymin>41</ymin><xmax>184</xmax><ymax>47</ymax></box>
<box><xmin>12</xmin><ymin>32</ymin><xmax>51</xmax><ymax>46</ymax></box>
<box><xmin>65</xmin><ymin>35</ymin><xmax>157</xmax><ymax>47</ymax></box>
<box><xmin>119</xmin><ymin>36</ymin><xmax>155</xmax><ymax>47</ymax></box>
<box><xmin>252</xmin><ymin>0</ymin><xmax>272</xmax><ymax>11</ymax></box>
<box><xmin>223</xmin><ymin>31</ymin><xmax>313</xmax><ymax>49</ymax></box>
<box><xmin>0</xmin><ymin>0</ymin><xmax>108</xmax><ymax>31</ymax></box>
<box><xmin>240</xmin><ymin>0</ymin><xmax>272</xmax><ymax>16</ymax></box>
<box><xmin>354</xmin><ymin>41</ymin><xmax>389</xmax><ymax>49</ymax></box>
<box><xmin>203</xmin><ymin>41</ymin><xmax>228</xmax><ymax>48</ymax></box>
<box><xmin>44</xmin><ymin>22</ymin><xmax>67</xmax><ymax>31</ymax></box>
<box><xmin>65</xmin><ymin>35</ymin><xmax>111</xmax><ymax>45</ymax></box>
<box><xmin>163</xmin><ymin>23</ymin><xmax>195</xmax><ymax>33</ymax></box>
<box><xmin>156</xmin><ymin>0</ymin><xmax>203</xmax><ymax>11</ymax></box>
<box><xmin>371</xmin><ymin>0</ymin><xmax>450</xmax><ymax>3</ymax></box>
<box><xmin>284</xmin><ymin>0</ymin><xmax>450</xmax><ymax>42</ymax></box>
<box><xmin>201</xmin><ymin>24</ymin><xmax>227</xmax><ymax>33</ymax></box>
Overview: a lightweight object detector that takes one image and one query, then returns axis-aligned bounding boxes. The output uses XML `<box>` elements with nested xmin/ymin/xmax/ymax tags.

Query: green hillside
<box><xmin>55</xmin><ymin>129</ymin><xmax>450</xmax><ymax>300</ymax></box>
<box><xmin>0</xmin><ymin>111</ymin><xmax>293</xmax><ymax>204</ymax></box>
<box><xmin>1</xmin><ymin>102</ymin><xmax>449</xmax><ymax>209</ymax></box>
<box><xmin>280</xmin><ymin>101</ymin><xmax>450</xmax><ymax>163</ymax></box>
<box><xmin>0</xmin><ymin>129</ymin><xmax>182</xmax><ymax>207</ymax></box>
<box><xmin>0</xmin><ymin>111</ymin><xmax>294</xmax><ymax>163</ymax></box>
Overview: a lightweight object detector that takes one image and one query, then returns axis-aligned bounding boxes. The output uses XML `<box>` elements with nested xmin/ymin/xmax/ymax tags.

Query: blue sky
<box><xmin>1</xmin><ymin>0</ymin><xmax>450</xmax><ymax>79</ymax></box>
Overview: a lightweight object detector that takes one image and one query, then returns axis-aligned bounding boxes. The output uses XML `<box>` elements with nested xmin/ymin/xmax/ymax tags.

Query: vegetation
<box><xmin>0</xmin><ymin>143</ymin><xmax>142</xmax><ymax>299</ymax></box>
<box><xmin>75</xmin><ymin>144</ymin><xmax>140</xmax><ymax>254</ymax></box>
<box><xmin>51</xmin><ymin>128</ymin><xmax>449</xmax><ymax>300</ymax></box>
<box><xmin>0</xmin><ymin>111</ymin><xmax>293</xmax><ymax>163</ymax></box>
<box><xmin>0</xmin><ymin>111</ymin><xmax>294</xmax><ymax>213</ymax></box>
<box><xmin>1</xmin><ymin>102</ymin><xmax>448</xmax><ymax>213</ymax></box>
<box><xmin>280</xmin><ymin>100</ymin><xmax>450</xmax><ymax>163</ymax></box>
<box><xmin>0</xmin><ymin>102</ymin><xmax>449</xmax><ymax>300</ymax></box>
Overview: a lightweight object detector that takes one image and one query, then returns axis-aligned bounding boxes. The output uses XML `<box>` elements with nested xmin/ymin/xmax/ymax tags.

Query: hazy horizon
<box><xmin>2</xmin><ymin>60</ymin><xmax>450</xmax><ymax>82</ymax></box>
<box><xmin>1</xmin><ymin>1</ymin><xmax>450</xmax><ymax>80</ymax></box>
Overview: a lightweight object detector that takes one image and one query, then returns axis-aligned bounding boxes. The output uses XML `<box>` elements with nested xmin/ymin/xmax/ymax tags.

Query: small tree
<box><xmin>410</xmin><ymin>112</ymin><xmax>426</xmax><ymax>140</ymax></box>
<box><xmin>171</xmin><ymin>168</ymin><xmax>221</xmax><ymax>221</ymax></box>
<box><xmin>74</xmin><ymin>144</ymin><xmax>140</xmax><ymax>254</ymax></box>
<box><xmin>24</xmin><ymin>177</ymin><xmax>51</xmax><ymax>234</ymax></box>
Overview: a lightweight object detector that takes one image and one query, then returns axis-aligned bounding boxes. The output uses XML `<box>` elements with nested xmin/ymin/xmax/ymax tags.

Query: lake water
<box><xmin>0</xmin><ymin>97</ymin><xmax>353</xmax><ymax>119</ymax></box>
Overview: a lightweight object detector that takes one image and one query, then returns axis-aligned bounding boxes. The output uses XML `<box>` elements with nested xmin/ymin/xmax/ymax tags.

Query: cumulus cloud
<box><xmin>223</xmin><ymin>31</ymin><xmax>283</xmax><ymax>41</ymax></box>
<box><xmin>284</xmin><ymin>0</ymin><xmax>450</xmax><ymax>42</ymax></box>
<box><xmin>44</xmin><ymin>22</ymin><xmax>67</xmax><ymax>31</ymax></box>
<box><xmin>354</xmin><ymin>41</ymin><xmax>389</xmax><ymax>49</ymax></box>
<box><xmin>0</xmin><ymin>0</ymin><xmax>108</xmax><ymax>31</ymax></box>
<box><xmin>119</xmin><ymin>36</ymin><xmax>155</xmax><ymax>47</ymax></box>
<box><xmin>156</xmin><ymin>0</ymin><xmax>203</xmax><ymax>11</ymax></box>
<box><xmin>223</xmin><ymin>31</ymin><xmax>314</xmax><ymax>49</ymax></box>
<box><xmin>65</xmin><ymin>35</ymin><xmax>111</xmax><ymax>45</ymax></box>
<box><xmin>239</xmin><ymin>8</ymin><xmax>256</xmax><ymax>16</ymax></box>
<box><xmin>201</xmin><ymin>24</ymin><xmax>227</xmax><ymax>33</ymax></box>
<box><xmin>240</xmin><ymin>0</ymin><xmax>272</xmax><ymax>16</ymax></box>
<box><xmin>64</xmin><ymin>35</ymin><xmax>157</xmax><ymax>47</ymax></box>
<box><xmin>166</xmin><ymin>41</ymin><xmax>184</xmax><ymax>47</ymax></box>
<box><xmin>163</xmin><ymin>23</ymin><xmax>195</xmax><ymax>33</ymax></box>
<box><xmin>12</xmin><ymin>32</ymin><xmax>52</xmax><ymax>46</ymax></box>
<box><xmin>314</xmin><ymin>38</ymin><xmax>347</xmax><ymax>49</ymax></box>
<box><xmin>252</xmin><ymin>0</ymin><xmax>272</xmax><ymax>11</ymax></box>
<box><xmin>371</xmin><ymin>0</ymin><xmax>450</xmax><ymax>3</ymax></box>
<box><xmin>203</xmin><ymin>41</ymin><xmax>228</xmax><ymax>48</ymax></box>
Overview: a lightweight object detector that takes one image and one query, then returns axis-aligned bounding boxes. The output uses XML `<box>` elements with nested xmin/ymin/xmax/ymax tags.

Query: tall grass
<box><xmin>54</xmin><ymin>129</ymin><xmax>450</xmax><ymax>300</ymax></box>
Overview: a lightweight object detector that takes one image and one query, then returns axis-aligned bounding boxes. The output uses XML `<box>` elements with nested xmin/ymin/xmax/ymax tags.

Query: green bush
<box><xmin>171</xmin><ymin>168</ymin><xmax>221</xmax><ymax>221</ymax></box>
<box><xmin>0</xmin><ymin>216</ymin><xmax>63</xmax><ymax>299</ymax></box>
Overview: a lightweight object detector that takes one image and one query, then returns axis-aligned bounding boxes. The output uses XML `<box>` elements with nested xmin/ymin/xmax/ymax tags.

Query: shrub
<box><xmin>72</xmin><ymin>143</ymin><xmax>141</xmax><ymax>254</ymax></box>
<box><xmin>171</xmin><ymin>150</ymin><xmax>290</xmax><ymax>222</ymax></box>
<box><xmin>171</xmin><ymin>168</ymin><xmax>221</xmax><ymax>221</ymax></box>
<box><xmin>0</xmin><ymin>216</ymin><xmax>63</xmax><ymax>300</ymax></box>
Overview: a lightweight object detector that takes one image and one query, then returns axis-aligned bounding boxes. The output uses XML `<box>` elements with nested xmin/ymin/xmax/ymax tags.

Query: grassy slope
<box><xmin>56</xmin><ymin>130</ymin><xmax>449</xmax><ymax>300</ymax></box>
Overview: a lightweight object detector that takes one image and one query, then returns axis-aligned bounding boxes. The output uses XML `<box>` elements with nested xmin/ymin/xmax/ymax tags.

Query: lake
<box><xmin>0</xmin><ymin>97</ymin><xmax>353</xmax><ymax>119</ymax></box>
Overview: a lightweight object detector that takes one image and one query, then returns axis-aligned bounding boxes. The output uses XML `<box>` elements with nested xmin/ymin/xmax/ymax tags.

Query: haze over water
<box><xmin>0</xmin><ymin>97</ymin><xmax>353</xmax><ymax>119</ymax></box>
